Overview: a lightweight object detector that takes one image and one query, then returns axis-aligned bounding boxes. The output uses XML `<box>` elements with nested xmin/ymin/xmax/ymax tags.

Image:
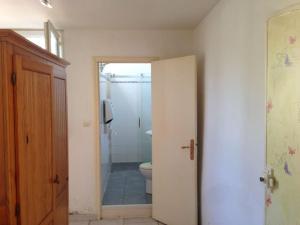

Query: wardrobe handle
<box><xmin>53</xmin><ymin>175</ymin><xmax>60</xmax><ymax>184</ymax></box>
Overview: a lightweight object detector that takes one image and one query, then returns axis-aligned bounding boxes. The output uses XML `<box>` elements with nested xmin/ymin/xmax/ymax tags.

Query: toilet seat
<box><xmin>139</xmin><ymin>162</ymin><xmax>152</xmax><ymax>194</ymax></box>
<box><xmin>139</xmin><ymin>162</ymin><xmax>152</xmax><ymax>170</ymax></box>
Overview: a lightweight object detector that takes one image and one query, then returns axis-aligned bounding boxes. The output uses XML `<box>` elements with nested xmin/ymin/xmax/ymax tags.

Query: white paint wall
<box><xmin>193</xmin><ymin>0</ymin><xmax>300</xmax><ymax>224</ymax></box>
<box><xmin>64</xmin><ymin>29</ymin><xmax>193</xmax><ymax>214</ymax></box>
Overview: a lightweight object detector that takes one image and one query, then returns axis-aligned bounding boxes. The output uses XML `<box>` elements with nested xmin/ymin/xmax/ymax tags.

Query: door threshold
<box><xmin>101</xmin><ymin>204</ymin><xmax>152</xmax><ymax>219</ymax></box>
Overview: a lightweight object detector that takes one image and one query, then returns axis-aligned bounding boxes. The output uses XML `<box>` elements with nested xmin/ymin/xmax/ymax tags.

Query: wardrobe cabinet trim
<box><xmin>0</xmin><ymin>30</ymin><xmax>69</xmax><ymax>67</ymax></box>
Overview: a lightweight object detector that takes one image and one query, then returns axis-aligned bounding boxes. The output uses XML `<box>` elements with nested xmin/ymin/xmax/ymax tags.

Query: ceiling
<box><xmin>0</xmin><ymin>0</ymin><xmax>219</xmax><ymax>29</ymax></box>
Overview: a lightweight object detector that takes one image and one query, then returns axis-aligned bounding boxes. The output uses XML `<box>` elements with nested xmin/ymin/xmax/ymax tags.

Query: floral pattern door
<box><xmin>266</xmin><ymin>8</ymin><xmax>300</xmax><ymax>225</ymax></box>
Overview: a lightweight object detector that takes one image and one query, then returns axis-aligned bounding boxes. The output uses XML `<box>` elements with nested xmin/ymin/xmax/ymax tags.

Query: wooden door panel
<box><xmin>0</xmin><ymin>49</ymin><xmax>8</xmax><ymax>224</ymax></box>
<box><xmin>53</xmin><ymin>77</ymin><xmax>68</xmax><ymax>198</ymax></box>
<box><xmin>39</xmin><ymin>214</ymin><xmax>54</xmax><ymax>225</ymax></box>
<box><xmin>15</xmin><ymin>55</ymin><xmax>54</xmax><ymax>225</ymax></box>
<box><xmin>0</xmin><ymin>135</ymin><xmax>6</xmax><ymax>206</ymax></box>
<box><xmin>0</xmin><ymin>207</ymin><xmax>8</xmax><ymax>225</ymax></box>
<box><xmin>53</xmin><ymin>189</ymin><xmax>68</xmax><ymax>225</ymax></box>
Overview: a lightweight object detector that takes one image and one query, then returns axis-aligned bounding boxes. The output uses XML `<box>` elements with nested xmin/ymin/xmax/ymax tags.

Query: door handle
<box><xmin>181</xmin><ymin>139</ymin><xmax>195</xmax><ymax>160</ymax></box>
<box><xmin>260</xmin><ymin>168</ymin><xmax>277</xmax><ymax>193</ymax></box>
<box><xmin>53</xmin><ymin>174</ymin><xmax>60</xmax><ymax>184</ymax></box>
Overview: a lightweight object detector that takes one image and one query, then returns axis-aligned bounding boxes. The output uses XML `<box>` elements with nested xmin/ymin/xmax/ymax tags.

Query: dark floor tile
<box><xmin>126</xmin><ymin>176</ymin><xmax>144</xmax><ymax>183</ymax></box>
<box><xmin>102</xmin><ymin>189</ymin><xmax>124</xmax><ymax>205</ymax></box>
<box><xmin>108</xmin><ymin>177</ymin><xmax>125</xmax><ymax>185</ymax></box>
<box><xmin>125</xmin><ymin>182</ymin><xmax>145</xmax><ymax>191</ymax></box>
<box><xmin>145</xmin><ymin>194</ymin><xmax>152</xmax><ymax>204</ymax></box>
<box><xmin>103</xmin><ymin>162</ymin><xmax>149</xmax><ymax>206</ymax></box>
<box><xmin>123</xmin><ymin>195</ymin><xmax>147</xmax><ymax>205</ymax></box>
<box><xmin>126</xmin><ymin>189</ymin><xmax>145</xmax><ymax>196</ymax></box>
<box><xmin>110</xmin><ymin>171</ymin><xmax>126</xmax><ymax>178</ymax></box>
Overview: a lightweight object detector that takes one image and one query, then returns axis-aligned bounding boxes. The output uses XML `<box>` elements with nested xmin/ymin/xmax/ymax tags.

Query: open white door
<box><xmin>152</xmin><ymin>55</ymin><xmax>197</xmax><ymax>225</ymax></box>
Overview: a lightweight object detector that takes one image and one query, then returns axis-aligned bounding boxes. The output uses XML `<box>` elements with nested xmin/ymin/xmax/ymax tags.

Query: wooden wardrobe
<box><xmin>0</xmin><ymin>30</ymin><xmax>69</xmax><ymax>225</ymax></box>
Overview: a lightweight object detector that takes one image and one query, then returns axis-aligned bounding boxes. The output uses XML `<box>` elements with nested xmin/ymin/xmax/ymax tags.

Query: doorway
<box><xmin>95</xmin><ymin>56</ymin><xmax>198</xmax><ymax>224</ymax></box>
<box><xmin>99</xmin><ymin>62</ymin><xmax>152</xmax><ymax>206</ymax></box>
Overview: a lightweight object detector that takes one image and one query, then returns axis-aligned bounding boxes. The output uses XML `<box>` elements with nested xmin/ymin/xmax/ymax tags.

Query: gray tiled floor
<box><xmin>103</xmin><ymin>163</ymin><xmax>152</xmax><ymax>205</ymax></box>
<box><xmin>69</xmin><ymin>215</ymin><xmax>164</xmax><ymax>225</ymax></box>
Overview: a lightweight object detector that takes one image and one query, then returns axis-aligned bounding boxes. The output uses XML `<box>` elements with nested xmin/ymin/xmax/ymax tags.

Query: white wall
<box><xmin>193</xmin><ymin>0</ymin><xmax>300</xmax><ymax>224</ymax></box>
<box><xmin>64</xmin><ymin>29</ymin><xmax>193</xmax><ymax>214</ymax></box>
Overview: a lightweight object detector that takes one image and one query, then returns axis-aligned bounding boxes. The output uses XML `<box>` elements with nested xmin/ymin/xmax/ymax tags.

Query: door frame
<box><xmin>93</xmin><ymin>56</ymin><xmax>159</xmax><ymax>218</ymax></box>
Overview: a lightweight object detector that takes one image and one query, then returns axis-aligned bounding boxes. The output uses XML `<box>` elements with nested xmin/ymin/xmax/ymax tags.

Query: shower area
<box><xmin>99</xmin><ymin>62</ymin><xmax>152</xmax><ymax>205</ymax></box>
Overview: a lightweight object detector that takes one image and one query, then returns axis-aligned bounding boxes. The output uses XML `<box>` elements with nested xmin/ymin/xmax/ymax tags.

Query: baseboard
<box><xmin>101</xmin><ymin>204</ymin><xmax>152</xmax><ymax>219</ymax></box>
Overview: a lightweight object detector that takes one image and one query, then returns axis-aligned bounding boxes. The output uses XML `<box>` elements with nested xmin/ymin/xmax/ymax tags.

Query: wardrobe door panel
<box><xmin>53</xmin><ymin>189</ymin><xmax>68</xmax><ymax>225</ymax></box>
<box><xmin>0</xmin><ymin>143</ymin><xmax>8</xmax><ymax>225</ymax></box>
<box><xmin>53</xmin><ymin>77</ymin><xmax>68</xmax><ymax>197</ymax></box>
<box><xmin>0</xmin><ymin>42</ymin><xmax>9</xmax><ymax>225</ymax></box>
<box><xmin>0</xmin><ymin>84</ymin><xmax>8</xmax><ymax>224</ymax></box>
<box><xmin>14</xmin><ymin>56</ymin><xmax>54</xmax><ymax>225</ymax></box>
<box><xmin>53</xmin><ymin>74</ymin><xmax>68</xmax><ymax>225</ymax></box>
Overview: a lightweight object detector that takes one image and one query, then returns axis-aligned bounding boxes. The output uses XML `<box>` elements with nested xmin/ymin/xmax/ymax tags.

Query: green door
<box><xmin>266</xmin><ymin>7</ymin><xmax>300</xmax><ymax>225</ymax></box>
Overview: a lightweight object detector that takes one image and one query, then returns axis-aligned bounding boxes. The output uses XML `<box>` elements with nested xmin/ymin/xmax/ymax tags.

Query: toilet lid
<box><xmin>139</xmin><ymin>162</ymin><xmax>152</xmax><ymax>170</ymax></box>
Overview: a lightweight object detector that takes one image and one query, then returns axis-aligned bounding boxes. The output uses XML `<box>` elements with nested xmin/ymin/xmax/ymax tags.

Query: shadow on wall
<box><xmin>197</xmin><ymin>55</ymin><xmax>205</xmax><ymax>225</ymax></box>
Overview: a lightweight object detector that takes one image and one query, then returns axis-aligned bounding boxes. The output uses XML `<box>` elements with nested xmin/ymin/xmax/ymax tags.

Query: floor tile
<box><xmin>69</xmin><ymin>214</ymin><xmax>96</xmax><ymax>221</ymax></box>
<box><xmin>69</xmin><ymin>221</ymin><xmax>90</xmax><ymax>225</ymax></box>
<box><xmin>124</xmin><ymin>218</ymin><xmax>158</xmax><ymax>224</ymax></box>
<box><xmin>123</xmin><ymin>196</ymin><xmax>146</xmax><ymax>204</ymax></box>
<box><xmin>124</xmin><ymin>222</ymin><xmax>158</xmax><ymax>225</ymax></box>
<box><xmin>103</xmin><ymin>196</ymin><xmax>122</xmax><ymax>205</ymax></box>
<box><xmin>90</xmin><ymin>218</ymin><xmax>123</xmax><ymax>225</ymax></box>
<box><xmin>103</xmin><ymin>162</ymin><xmax>152</xmax><ymax>205</ymax></box>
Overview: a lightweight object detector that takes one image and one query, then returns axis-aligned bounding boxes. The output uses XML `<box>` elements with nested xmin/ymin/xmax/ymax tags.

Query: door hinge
<box><xmin>15</xmin><ymin>204</ymin><xmax>20</xmax><ymax>217</ymax></box>
<box><xmin>11</xmin><ymin>72</ymin><xmax>16</xmax><ymax>86</ymax></box>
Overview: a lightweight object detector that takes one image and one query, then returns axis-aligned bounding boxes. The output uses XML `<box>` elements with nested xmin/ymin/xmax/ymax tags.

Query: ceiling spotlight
<box><xmin>40</xmin><ymin>0</ymin><xmax>53</xmax><ymax>8</ymax></box>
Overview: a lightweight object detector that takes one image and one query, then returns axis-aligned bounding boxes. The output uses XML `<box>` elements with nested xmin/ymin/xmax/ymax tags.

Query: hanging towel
<box><xmin>103</xmin><ymin>99</ymin><xmax>113</xmax><ymax>124</ymax></box>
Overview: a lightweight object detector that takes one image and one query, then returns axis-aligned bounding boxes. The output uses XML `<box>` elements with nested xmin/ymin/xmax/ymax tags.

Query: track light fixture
<box><xmin>40</xmin><ymin>0</ymin><xmax>53</xmax><ymax>8</ymax></box>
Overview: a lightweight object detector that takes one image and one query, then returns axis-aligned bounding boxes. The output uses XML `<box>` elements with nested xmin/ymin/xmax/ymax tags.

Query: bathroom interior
<box><xmin>99</xmin><ymin>62</ymin><xmax>152</xmax><ymax>206</ymax></box>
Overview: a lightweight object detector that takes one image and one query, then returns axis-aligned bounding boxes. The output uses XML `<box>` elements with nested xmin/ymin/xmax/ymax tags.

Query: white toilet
<box><xmin>139</xmin><ymin>162</ymin><xmax>152</xmax><ymax>194</ymax></box>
